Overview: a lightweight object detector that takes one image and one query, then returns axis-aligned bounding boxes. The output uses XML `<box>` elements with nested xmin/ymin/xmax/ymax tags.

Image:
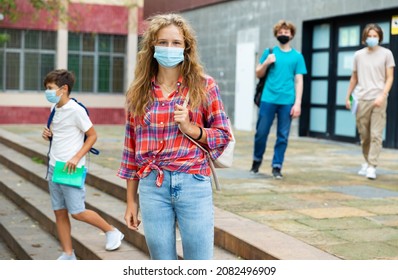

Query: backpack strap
<box><xmin>45</xmin><ymin>106</ymin><xmax>56</xmax><ymax>179</ymax></box>
<box><xmin>47</xmin><ymin>107</ymin><xmax>56</xmax><ymax>130</ymax></box>
<box><xmin>178</xmin><ymin>92</ymin><xmax>221</xmax><ymax>191</ymax></box>
<box><xmin>45</xmin><ymin>98</ymin><xmax>99</xmax><ymax>179</ymax></box>
<box><xmin>69</xmin><ymin>98</ymin><xmax>99</xmax><ymax>155</ymax></box>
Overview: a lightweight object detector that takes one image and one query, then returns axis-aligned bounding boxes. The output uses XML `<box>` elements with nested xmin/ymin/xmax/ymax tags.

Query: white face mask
<box><xmin>153</xmin><ymin>46</ymin><xmax>184</xmax><ymax>68</ymax></box>
<box><xmin>365</xmin><ymin>37</ymin><xmax>379</xmax><ymax>48</ymax></box>
<box><xmin>45</xmin><ymin>89</ymin><xmax>62</xmax><ymax>103</ymax></box>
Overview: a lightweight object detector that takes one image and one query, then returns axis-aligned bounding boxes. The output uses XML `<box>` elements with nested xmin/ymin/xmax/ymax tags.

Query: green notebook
<box><xmin>52</xmin><ymin>161</ymin><xmax>87</xmax><ymax>188</ymax></box>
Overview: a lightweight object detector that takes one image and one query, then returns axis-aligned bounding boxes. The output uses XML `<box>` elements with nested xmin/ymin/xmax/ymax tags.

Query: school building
<box><xmin>1</xmin><ymin>0</ymin><xmax>398</xmax><ymax>148</ymax></box>
<box><xmin>0</xmin><ymin>0</ymin><xmax>144</xmax><ymax>124</ymax></box>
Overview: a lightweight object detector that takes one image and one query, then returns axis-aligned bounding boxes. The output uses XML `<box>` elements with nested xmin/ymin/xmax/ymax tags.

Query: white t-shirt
<box><xmin>353</xmin><ymin>46</ymin><xmax>395</xmax><ymax>100</ymax></box>
<box><xmin>49</xmin><ymin>99</ymin><xmax>93</xmax><ymax>167</ymax></box>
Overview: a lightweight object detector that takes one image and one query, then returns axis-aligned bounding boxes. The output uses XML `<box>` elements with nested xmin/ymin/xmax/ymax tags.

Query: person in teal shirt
<box><xmin>250</xmin><ymin>20</ymin><xmax>307</xmax><ymax>179</ymax></box>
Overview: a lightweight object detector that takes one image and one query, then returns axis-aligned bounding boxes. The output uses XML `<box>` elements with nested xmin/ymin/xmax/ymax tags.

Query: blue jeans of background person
<box><xmin>253</xmin><ymin>101</ymin><xmax>293</xmax><ymax>169</ymax></box>
<box><xmin>138</xmin><ymin>170</ymin><xmax>214</xmax><ymax>260</ymax></box>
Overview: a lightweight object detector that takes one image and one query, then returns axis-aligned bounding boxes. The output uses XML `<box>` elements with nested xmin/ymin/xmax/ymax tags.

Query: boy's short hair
<box><xmin>273</xmin><ymin>20</ymin><xmax>296</xmax><ymax>38</ymax></box>
<box><xmin>43</xmin><ymin>69</ymin><xmax>75</xmax><ymax>94</ymax></box>
<box><xmin>361</xmin><ymin>23</ymin><xmax>383</xmax><ymax>44</ymax></box>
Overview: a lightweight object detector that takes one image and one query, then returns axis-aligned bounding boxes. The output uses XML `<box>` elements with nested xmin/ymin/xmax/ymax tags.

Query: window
<box><xmin>6</xmin><ymin>53</ymin><xmax>20</xmax><ymax>89</ymax></box>
<box><xmin>338</xmin><ymin>26</ymin><xmax>360</xmax><ymax>47</ymax></box>
<box><xmin>308</xmin><ymin>23</ymin><xmax>331</xmax><ymax>135</ymax></box>
<box><xmin>312</xmin><ymin>24</ymin><xmax>330</xmax><ymax>49</ymax></box>
<box><xmin>68</xmin><ymin>32</ymin><xmax>126</xmax><ymax>93</ymax></box>
<box><xmin>0</xmin><ymin>29</ymin><xmax>56</xmax><ymax>91</ymax></box>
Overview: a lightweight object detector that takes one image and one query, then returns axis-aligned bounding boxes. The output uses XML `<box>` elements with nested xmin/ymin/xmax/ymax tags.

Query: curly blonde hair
<box><xmin>273</xmin><ymin>20</ymin><xmax>296</xmax><ymax>38</ymax></box>
<box><xmin>126</xmin><ymin>13</ymin><xmax>207</xmax><ymax>117</ymax></box>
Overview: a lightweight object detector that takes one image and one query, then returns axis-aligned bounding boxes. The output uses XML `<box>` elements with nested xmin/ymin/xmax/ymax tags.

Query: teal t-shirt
<box><xmin>259</xmin><ymin>46</ymin><xmax>307</xmax><ymax>105</ymax></box>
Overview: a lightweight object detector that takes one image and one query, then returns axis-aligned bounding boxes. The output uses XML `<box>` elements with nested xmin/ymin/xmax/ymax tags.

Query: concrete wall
<box><xmin>144</xmin><ymin>0</ymin><xmax>231</xmax><ymax>16</ymax></box>
<box><xmin>178</xmin><ymin>0</ymin><xmax>398</xmax><ymax>129</ymax></box>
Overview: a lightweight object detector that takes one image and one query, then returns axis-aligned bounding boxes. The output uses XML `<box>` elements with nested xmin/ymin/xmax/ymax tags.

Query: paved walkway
<box><xmin>1</xmin><ymin>124</ymin><xmax>398</xmax><ymax>260</ymax></box>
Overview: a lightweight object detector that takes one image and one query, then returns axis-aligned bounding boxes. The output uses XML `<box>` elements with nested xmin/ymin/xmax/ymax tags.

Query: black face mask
<box><xmin>277</xmin><ymin>35</ymin><xmax>290</xmax><ymax>45</ymax></box>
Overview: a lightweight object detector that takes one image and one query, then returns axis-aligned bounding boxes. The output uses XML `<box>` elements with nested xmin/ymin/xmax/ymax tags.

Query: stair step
<box><xmin>0</xmin><ymin>236</ymin><xmax>17</xmax><ymax>260</ymax></box>
<box><xmin>0</xmin><ymin>162</ymin><xmax>149</xmax><ymax>260</ymax></box>
<box><xmin>0</xmin><ymin>191</ymin><xmax>61</xmax><ymax>260</ymax></box>
<box><xmin>0</xmin><ymin>143</ymin><xmax>238</xmax><ymax>260</ymax></box>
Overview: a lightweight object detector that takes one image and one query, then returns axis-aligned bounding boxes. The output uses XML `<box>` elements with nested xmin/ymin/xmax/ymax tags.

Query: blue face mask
<box><xmin>154</xmin><ymin>46</ymin><xmax>184</xmax><ymax>68</ymax></box>
<box><xmin>366</xmin><ymin>37</ymin><xmax>379</xmax><ymax>48</ymax></box>
<box><xmin>45</xmin><ymin>89</ymin><xmax>62</xmax><ymax>104</ymax></box>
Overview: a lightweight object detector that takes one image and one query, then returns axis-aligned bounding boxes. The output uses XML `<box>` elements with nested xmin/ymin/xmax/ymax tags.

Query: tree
<box><xmin>0</xmin><ymin>0</ymin><xmax>68</xmax><ymax>44</ymax></box>
<box><xmin>0</xmin><ymin>0</ymin><xmax>66</xmax><ymax>22</ymax></box>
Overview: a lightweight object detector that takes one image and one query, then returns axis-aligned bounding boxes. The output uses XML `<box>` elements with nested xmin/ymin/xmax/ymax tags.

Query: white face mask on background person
<box><xmin>365</xmin><ymin>37</ymin><xmax>379</xmax><ymax>48</ymax></box>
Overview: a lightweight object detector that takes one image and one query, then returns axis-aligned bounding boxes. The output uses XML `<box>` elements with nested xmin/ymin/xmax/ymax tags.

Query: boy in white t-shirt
<box><xmin>42</xmin><ymin>69</ymin><xmax>124</xmax><ymax>260</ymax></box>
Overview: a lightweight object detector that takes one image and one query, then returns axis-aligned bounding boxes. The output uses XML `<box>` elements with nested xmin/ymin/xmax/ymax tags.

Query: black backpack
<box><xmin>254</xmin><ymin>48</ymin><xmax>273</xmax><ymax>107</ymax></box>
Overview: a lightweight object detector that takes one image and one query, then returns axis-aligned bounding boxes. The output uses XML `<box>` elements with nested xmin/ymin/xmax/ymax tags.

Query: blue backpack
<box><xmin>46</xmin><ymin>98</ymin><xmax>99</xmax><ymax>155</ymax></box>
<box><xmin>45</xmin><ymin>98</ymin><xmax>99</xmax><ymax>178</ymax></box>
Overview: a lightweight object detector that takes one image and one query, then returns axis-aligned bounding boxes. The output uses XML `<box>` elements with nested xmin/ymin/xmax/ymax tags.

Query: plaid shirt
<box><xmin>117</xmin><ymin>75</ymin><xmax>231</xmax><ymax>187</ymax></box>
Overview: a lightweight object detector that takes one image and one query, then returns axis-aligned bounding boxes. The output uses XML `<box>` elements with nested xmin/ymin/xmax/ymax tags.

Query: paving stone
<box><xmin>242</xmin><ymin>210</ymin><xmax>308</xmax><ymax>221</ymax></box>
<box><xmin>217</xmin><ymin>169</ymin><xmax>271</xmax><ymax>180</ymax></box>
<box><xmin>386</xmin><ymin>239</ymin><xmax>398</xmax><ymax>249</ymax></box>
<box><xmin>297</xmin><ymin>217</ymin><xmax>381</xmax><ymax>230</ymax></box>
<box><xmin>270</xmin><ymin>185</ymin><xmax>328</xmax><ymax>194</ymax></box>
<box><xmin>359</xmin><ymin>205</ymin><xmax>398</xmax><ymax>215</ymax></box>
<box><xmin>297</xmin><ymin>207</ymin><xmax>375</xmax><ymax>219</ymax></box>
<box><xmin>343</xmin><ymin>198</ymin><xmax>398</xmax><ymax>208</ymax></box>
<box><xmin>265</xmin><ymin>219</ymin><xmax>315</xmax><ymax>233</ymax></box>
<box><xmin>293</xmin><ymin>192</ymin><xmax>355</xmax><ymax>202</ymax></box>
<box><xmin>366</xmin><ymin>215</ymin><xmax>398</xmax><ymax>227</ymax></box>
<box><xmin>329</xmin><ymin>227</ymin><xmax>398</xmax><ymax>243</ymax></box>
<box><xmin>322</xmin><ymin>242</ymin><xmax>398</xmax><ymax>260</ymax></box>
<box><xmin>285</xmin><ymin>230</ymin><xmax>346</xmax><ymax>247</ymax></box>
<box><xmin>216</xmin><ymin>182</ymin><xmax>276</xmax><ymax>192</ymax></box>
<box><xmin>329</xmin><ymin>185</ymin><xmax>398</xmax><ymax>199</ymax></box>
<box><xmin>272</xmin><ymin>198</ymin><xmax>338</xmax><ymax>210</ymax></box>
<box><xmin>216</xmin><ymin>200</ymin><xmax>282</xmax><ymax>213</ymax></box>
<box><xmin>214</xmin><ymin>193</ymin><xmax>292</xmax><ymax>212</ymax></box>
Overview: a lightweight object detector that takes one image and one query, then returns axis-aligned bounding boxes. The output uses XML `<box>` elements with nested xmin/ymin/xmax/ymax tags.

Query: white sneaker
<box><xmin>105</xmin><ymin>228</ymin><xmax>124</xmax><ymax>251</ymax></box>
<box><xmin>57</xmin><ymin>251</ymin><xmax>77</xmax><ymax>260</ymax></box>
<box><xmin>366</xmin><ymin>166</ymin><xmax>376</xmax><ymax>180</ymax></box>
<box><xmin>358</xmin><ymin>163</ymin><xmax>368</xmax><ymax>175</ymax></box>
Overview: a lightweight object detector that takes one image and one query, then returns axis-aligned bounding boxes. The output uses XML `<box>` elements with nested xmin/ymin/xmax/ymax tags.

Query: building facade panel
<box><xmin>68</xmin><ymin>3</ymin><xmax>129</xmax><ymax>34</ymax></box>
<box><xmin>144</xmin><ymin>0</ymin><xmax>231</xmax><ymax>17</ymax></box>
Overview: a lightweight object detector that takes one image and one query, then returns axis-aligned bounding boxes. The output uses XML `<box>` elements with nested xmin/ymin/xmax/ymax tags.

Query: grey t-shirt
<box><xmin>353</xmin><ymin>46</ymin><xmax>395</xmax><ymax>100</ymax></box>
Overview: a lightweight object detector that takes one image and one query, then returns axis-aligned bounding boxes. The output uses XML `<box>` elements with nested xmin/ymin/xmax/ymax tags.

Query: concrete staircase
<box><xmin>0</xmin><ymin>128</ymin><xmax>339</xmax><ymax>260</ymax></box>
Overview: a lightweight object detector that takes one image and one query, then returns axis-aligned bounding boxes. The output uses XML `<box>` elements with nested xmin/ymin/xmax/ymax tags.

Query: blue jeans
<box><xmin>138</xmin><ymin>170</ymin><xmax>214</xmax><ymax>260</ymax></box>
<box><xmin>253</xmin><ymin>101</ymin><xmax>293</xmax><ymax>169</ymax></box>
